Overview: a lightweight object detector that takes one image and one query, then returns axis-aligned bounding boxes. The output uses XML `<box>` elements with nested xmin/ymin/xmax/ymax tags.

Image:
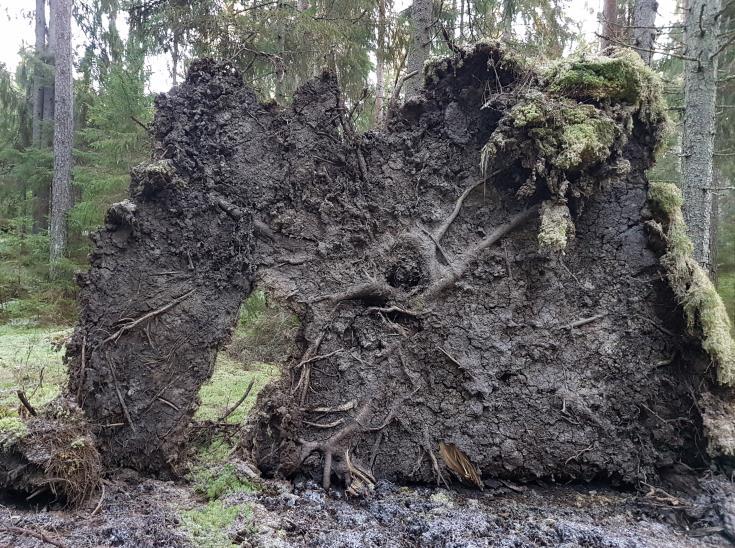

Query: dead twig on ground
<box><xmin>218</xmin><ymin>379</ymin><xmax>256</xmax><ymax>422</ymax></box>
<box><xmin>556</xmin><ymin>313</ymin><xmax>607</xmax><ymax>331</ymax></box>
<box><xmin>16</xmin><ymin>390</ymin><xmax>37</xmax><ymax>416</ymax></box>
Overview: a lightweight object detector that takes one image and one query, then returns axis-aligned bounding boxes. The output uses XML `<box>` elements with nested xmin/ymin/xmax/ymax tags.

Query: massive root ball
<box><xmin>64</xmin><ymin>43</ymin><xmax>735</xmax><ymax>492</ymax></box>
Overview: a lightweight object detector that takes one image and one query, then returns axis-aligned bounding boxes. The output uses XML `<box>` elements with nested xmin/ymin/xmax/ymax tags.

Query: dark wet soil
<box><xmin>1</xmin><ymin>473</ymin><xmax>732</xmax><ymax>547</ymax></box>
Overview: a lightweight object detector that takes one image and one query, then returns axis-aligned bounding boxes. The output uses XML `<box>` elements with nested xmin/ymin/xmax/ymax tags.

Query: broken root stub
<box><xmin>66</xmin><ymin>43</ymin><xmax>732</xmax><ymax>493</ymax></box>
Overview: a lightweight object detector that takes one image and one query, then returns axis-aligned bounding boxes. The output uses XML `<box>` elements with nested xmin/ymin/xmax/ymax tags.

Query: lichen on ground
<box><xmin>647</xmin><ymin>181</ymin><xmax>735</xmax><ymax>386</ymax></box>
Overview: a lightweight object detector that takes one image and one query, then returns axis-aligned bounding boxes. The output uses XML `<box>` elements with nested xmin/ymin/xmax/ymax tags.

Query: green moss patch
<box><xmin>545</xmin><ymin>49</ymin><xmax>667</xmax><ymax>127</ymax></box>
<box><xmin>648</xmin><ymin>182</ymin><xmax>735</xmax><ymax>385</ymax></box>
<box><xmin>181</xmin><ymin>500</ymin><xmax>252</xmax><ymax>548</ymax></box>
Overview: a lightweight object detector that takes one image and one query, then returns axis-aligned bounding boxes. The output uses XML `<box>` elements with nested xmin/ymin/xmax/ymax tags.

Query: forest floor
<box><xmin>0</xmin><ymin>326</ymin><xmax>732</xmax><ymax>547</ymax></box>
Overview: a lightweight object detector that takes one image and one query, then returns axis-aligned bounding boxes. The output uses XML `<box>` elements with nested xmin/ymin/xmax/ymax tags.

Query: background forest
<box><xmin>0</xmin><ymin>0</ymin><xmax>733</xmax><ymax>328</ymax></box>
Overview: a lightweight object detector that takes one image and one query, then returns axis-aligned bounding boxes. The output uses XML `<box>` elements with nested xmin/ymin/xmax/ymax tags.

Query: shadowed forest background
<box><xmin>0</xmin><ymin>0</ymin><xmax>733</xmax><ymax>330</ymax></box>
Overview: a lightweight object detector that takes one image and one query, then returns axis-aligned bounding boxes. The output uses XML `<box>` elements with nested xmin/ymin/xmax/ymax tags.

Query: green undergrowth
<box><xmin>180</xmin><ymin>499</ymin><xmax>253</xmax><ymax>548</ymax></box>
<box><xmin>0</xmin><ymin>325</ymin><xmax>69</xmax><ymax>411</ymax></box>
<box><xmin>191</xmin><ymin>463</ymin><xmax>258</xmax><ymax>501</ymax></box>
<box><xmin>648</xmin><ymin>182</ymin><xmax>735</xmax><ymax>385</ymax></box>
<box><xmin>194</xmin><ymin>357</ymin><xmax>278</xmax><ymax>424</ymax></box>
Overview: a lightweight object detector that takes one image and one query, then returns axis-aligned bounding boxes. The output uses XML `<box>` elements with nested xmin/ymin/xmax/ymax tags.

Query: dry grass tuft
<box><xmin>438</xmin><ymin>442</ymin><xmax>482</xmax><ymax>488</ymax></box>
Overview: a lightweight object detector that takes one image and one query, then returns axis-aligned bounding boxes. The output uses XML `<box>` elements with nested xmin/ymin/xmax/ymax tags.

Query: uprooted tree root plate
<box><xmin>3</xmin><ymin>42</ymin><xmax>735</xmax><ymax>543</ymax></box>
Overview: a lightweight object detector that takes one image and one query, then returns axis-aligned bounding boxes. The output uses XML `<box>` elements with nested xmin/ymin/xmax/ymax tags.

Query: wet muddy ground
<box><xmin>1</xmin><ymin>471</ymin><xmax>732</xmax><ymax>547</ymax></box>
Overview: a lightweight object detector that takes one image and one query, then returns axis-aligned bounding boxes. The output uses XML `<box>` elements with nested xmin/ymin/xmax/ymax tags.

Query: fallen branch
<box><xmin>16</xmin><ymin>390</ymin><xmax>37</xmax><ymax>417</ymax></box>
<box><xmin>218</xmin><ymin>379</ymin><xmax>255</xmax><ymax>422</ymax></box>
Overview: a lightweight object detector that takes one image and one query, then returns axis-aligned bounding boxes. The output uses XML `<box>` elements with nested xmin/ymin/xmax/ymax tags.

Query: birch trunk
<box><xmin>405</xmin><ymin>0</ymin><xmax>433</xmax><ymax>98</ymax></box>
<box><xmin>681</xmin><ymin>0</ymin><xmax>721</xmax><ymax>272</ymax></box>
<box><xmin>49</xmin><ymin>0</ymin><xmax>73</xmax><ymax>271</ymax></box>
<box><xmin>632</xmin><ymin>0</ymin><xmax>659</xmax><ymax>64</ymax></box>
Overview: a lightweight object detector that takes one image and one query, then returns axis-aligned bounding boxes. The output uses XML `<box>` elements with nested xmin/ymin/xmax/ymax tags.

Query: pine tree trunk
<box><xmin>49</xmin><ymin>0</ymin><xmax>73</xmax><ymax>271</ymax></box>
<box><xmin>41</xmin><ymin>0</ymin><xmax>56</xmax><ymax>147</ymax></box>
<box><xmin>374</xmin><ymin>0</ymin><xmax>386</xmax><ymax>125</ymax></box>
<box><xmin>681</xmin><ymin>0</ymin><xmax>721</xmax><ymax>272</ymax></box>
<box><xmin>600</xmin><ymin>0</ymin><xmax>619</xmax><ymax>50</ymax></box>
<box><xmin>632</xmin><ymin>0</ymin><xmax>658</xmax><ymax>64</ymax></box>
<box><xmin>405</xmin><ymin>0</ymin><xmax>433</xmax><ymax>98</ymax></box>
<box><xmin>32</xmin><ymin>0</ymin><xmax>46</xmax><ymax>147</ymax></box>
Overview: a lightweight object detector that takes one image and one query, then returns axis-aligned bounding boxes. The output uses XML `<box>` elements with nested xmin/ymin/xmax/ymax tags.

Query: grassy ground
<box><xmin>0</xmin><ymin>292</ymin><xmax>289</xmax><ymax>546</ymax></box>
<box><xmin>0</xmin><ymin>324</ymin><xmax>70</xmax><ymax>412</ymax></box>
<box><xmin>195</xmin><ymin>355</ymin><xmax>278</xmax><ymax>424</ymax></box>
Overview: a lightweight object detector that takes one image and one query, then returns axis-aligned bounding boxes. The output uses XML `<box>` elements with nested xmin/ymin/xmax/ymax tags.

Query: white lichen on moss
<box><xmin>648</xmin><ymin>182</ymin><xmax>735</xmax><ymax>386</ymax></box>
<box><xmin>538</xmin><ymin>201</ymin><xmax>575</xmax><ymax>252</ymax></box>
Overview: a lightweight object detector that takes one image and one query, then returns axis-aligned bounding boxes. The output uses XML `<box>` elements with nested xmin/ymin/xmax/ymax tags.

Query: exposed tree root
<box><xmin>425</xmin><ymin>205</ymin><xmax>540</xmax><ymax>298</ymax></box>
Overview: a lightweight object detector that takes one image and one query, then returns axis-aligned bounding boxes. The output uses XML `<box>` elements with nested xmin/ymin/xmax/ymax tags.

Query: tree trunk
<box><xmin>405</xmin><ymin>0</ymin><xmax>433</xmax><ymax>98</ymax></box>
<box><xmin>63</xmin><ymin>47</ymin><xmax>733</xmax><ymax>489</ymax></box>
<box><xmin>374</xmin><ymin>0</ymin><xmax>386</xmax><ymax>125</ymax></box>
<box><xmin>41</xmin><ymin>0</ymin><xmax>56</xmax><ymax>148</ymax></box>
<box><xmin>502</xmin><ymin>0</ymin><xmax>514</xmax><ymax>42</ymax></box>
<box><xmin>681</xmin><ymin>0</ymin><xmax>721</xmax><ymax>272</ymax></box>
<box><xmin>600</xmin><ymin>0</ymin><xmax>619</xmax><ymax>50</ymax></box>
<box><xmin>49</xmin><ymin>0</ymin><xmax>73</xmax><ymax>271</ymax></box>
<box><xmin>274</xmin><ymin>0</ymin><xmax>286</xmax><ymax>103</ymax></box>
<box><xmin>32</xmin><ymin>0</ymin><xmax>46</xmax><ymax>147</ymax></box>
<box><xmin>631</xmin><ymin>0</ymin><xmax>658</xmax><ymax>64</ymax></box>
<box><xmin>459</xmin><ymin>0</ymin><xmax>465</xmax><ymax>40</ymax></box>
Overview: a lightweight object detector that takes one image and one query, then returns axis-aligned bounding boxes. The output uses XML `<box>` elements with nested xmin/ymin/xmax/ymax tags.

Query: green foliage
<box><xmin>227</xmin><ymin>291</ymin><xmax>299</xmax><ymax>366</ymax></box>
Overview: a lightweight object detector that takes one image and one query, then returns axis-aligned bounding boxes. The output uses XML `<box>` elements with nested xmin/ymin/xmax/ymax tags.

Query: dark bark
<box><xmin>49</xmin><ymin>0</ymin><xmax>73</xmax><ymax>269</ymax></box>
<box><xmin>374</xmin><ymin>0</ymin><xmax>386</xmax><ymax>125</ymax></box>
<box><xmin>63</xmin><ymin>44</ymin><xmax>733</xmax><ymax>490</ymax></box>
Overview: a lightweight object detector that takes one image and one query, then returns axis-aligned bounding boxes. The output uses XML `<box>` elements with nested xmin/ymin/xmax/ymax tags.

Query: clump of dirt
<box><xmin>0</xmin><ymin>398</ymin><xmax>101</xmax><ymax>506</ymax></box>
<box><xmin>59</xmin><ymin>41</ymin><xmax>735</xmax><ymax>503</ymax></box>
